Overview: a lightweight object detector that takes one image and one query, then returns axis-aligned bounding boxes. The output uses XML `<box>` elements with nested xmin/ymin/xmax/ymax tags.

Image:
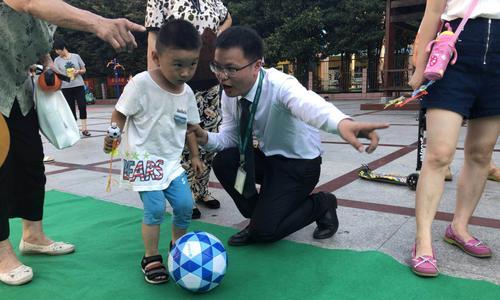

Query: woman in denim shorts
<box><xmin>408</xmin><ymin>0</ymin><xmax>500</xmax><ymax>277</ymax></box>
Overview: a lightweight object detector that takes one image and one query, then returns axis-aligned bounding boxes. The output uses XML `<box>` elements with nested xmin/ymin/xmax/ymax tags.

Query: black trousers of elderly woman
<box><xmin>0</xmin><ymin>100</ymin><xmax>46</xmax><ymax>241</ymax></box>
<box><xmin>212</xmin><ymin>147</ymin><xmax>329</xmax><ymax>242</ymax></box>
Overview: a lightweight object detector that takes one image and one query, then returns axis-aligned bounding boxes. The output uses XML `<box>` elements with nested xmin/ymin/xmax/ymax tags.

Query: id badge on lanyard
<box><xmin>234</xmin><ymin>166</ymin><xmax>246</xmax><ymax>195</ymax></box>
<box><xmin>233</xmin><ymin>69</ymin><xmax>264</xmax><ymax>195</ymax></box>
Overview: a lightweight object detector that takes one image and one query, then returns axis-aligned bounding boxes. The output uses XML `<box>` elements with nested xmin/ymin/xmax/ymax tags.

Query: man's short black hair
<box><xmin>53</xmin><ymin>39</ymin><xmax>66</xmax><ymax>51</ymax></box>
<box><xmin>215</xmin><ymin>26</ymin><xmax>263</xmax><ymax>62</ymax></box>
<box><xmin>156</xmin><ymin>19</ymin><xmax>201</xmax><ymax>53</ymax></box>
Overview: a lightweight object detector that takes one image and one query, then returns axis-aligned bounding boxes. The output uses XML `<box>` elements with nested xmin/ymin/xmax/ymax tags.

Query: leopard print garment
<box><xmin>181</xmin><ymin>85</ymin><xmax>222</xmax><ymax>201</ymax></box>
<box><xmin>146</xmin><ymin>0</ymin><xmax>227</xmax><ymax>201</ymax></box>
<box><xmin>145</xmin><ymin>0</ymin><xmax>228</xmax><ymax>34</ymax></box>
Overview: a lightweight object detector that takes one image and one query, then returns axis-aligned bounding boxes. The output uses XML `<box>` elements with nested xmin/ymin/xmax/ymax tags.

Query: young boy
<box><xmin>103</xmin><ymin>19</ymin><xmax>204</xmax><ymax>284</ymax></box>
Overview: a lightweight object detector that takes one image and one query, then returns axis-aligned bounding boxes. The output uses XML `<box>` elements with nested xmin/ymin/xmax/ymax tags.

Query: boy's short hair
<box><xmin>216</xmin><ymin>26</ymin><xmax>263</xmax><ymax>62</ymax></box>
<box><xmin>53</xmin><ymin>39</ymin><xmax>66</xmax><ymax>51</ymax></box>
<box><xmin>156</xmin><ymin>19</ymin><xmax>201</xmax><ymax>54</ymax></box>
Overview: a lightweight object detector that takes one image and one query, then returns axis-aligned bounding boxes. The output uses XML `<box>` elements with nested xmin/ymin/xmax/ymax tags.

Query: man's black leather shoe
<box><xmin>312</xmin><ymin>192</ymin><xmax>339</xmax><ymax>239</ymax></box>
<box><xmin>228</xmin><ymin>226</ymin><xmax>254</xmax><ymax>246</ymax></box>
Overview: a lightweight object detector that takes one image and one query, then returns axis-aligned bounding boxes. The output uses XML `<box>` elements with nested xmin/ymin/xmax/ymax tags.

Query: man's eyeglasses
<box><xmin>209</xmin><ymin>59</ymin><xmax>259</xmax><ymax>77</ymax></box>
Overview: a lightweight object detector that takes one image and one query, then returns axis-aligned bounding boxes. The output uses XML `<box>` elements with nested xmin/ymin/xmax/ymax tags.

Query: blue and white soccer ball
<box><xmin>168</xmin><ymin>231</ymin><xmax>227</xmax><ymax>293</ymax></box>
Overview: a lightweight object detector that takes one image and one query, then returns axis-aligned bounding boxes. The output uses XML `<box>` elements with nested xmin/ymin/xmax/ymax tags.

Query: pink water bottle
<box><xmin>423</xmin><ymin>23</ymin><xmax>458</xmax><ymax>81</ymax></box>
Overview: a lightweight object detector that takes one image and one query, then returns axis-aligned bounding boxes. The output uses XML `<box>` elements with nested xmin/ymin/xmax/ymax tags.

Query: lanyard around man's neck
<box><xmin>238</xmin><ymin>69</ymin><xmax>265</xmax><ymax>166</ymax></box>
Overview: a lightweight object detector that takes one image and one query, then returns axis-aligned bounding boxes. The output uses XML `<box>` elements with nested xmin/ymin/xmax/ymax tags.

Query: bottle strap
<box><xmin>452</xmin><ymin>0</ymin><xmax>480</xmax><ymax>42</ymax></box>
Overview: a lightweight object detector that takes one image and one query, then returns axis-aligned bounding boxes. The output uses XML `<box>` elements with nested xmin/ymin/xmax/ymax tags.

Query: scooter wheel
<box><xmin>407</xmin><ymin>173</ymin><xmax>419</xmax><ymax>190</ymax></box>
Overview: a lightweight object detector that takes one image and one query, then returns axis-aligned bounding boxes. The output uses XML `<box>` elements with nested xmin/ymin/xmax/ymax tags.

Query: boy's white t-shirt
<box><xmin>442</xmin><ymin>0</ymin><xmax>500</xmax><ymax>21</ymax></box>
<box><xmin>115</xmin><ymin>71</ymin><xmax>200</xmax><ymax>192</ymax></box>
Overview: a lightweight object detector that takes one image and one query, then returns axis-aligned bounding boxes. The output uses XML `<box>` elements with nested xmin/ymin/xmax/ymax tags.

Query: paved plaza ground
<box><xmin>42</xmin><ymin>100</ymin><xmax>499</xmax><ymax>285</ymax></box>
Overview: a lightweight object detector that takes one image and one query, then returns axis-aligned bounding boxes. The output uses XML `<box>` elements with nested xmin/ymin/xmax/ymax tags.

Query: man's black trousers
<box><xmin>212</xmin><ymin>147</ymin><xmax>329</xmax><ymax>242</ymax></box>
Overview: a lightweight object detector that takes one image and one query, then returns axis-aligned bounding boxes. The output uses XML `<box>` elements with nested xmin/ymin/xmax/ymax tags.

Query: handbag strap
<box><xmin>31</xmin><ymin>75</ymin><xmax>37</xmax><ymax>109</ymax></box>
<box><xmin>452</xmin><ymin>0</ymin><xmax>480</xmax><ymax>42</ymax></box>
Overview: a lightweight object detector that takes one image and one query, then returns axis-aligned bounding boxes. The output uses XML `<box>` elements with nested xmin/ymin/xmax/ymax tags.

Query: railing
<box><xmin>87</xmin><ymin>69</ymin><xmax>413</xmax><ymax>98</ymax></box>
<box><xmin>315</xmin><ymin>71</ymin><xmax>363</xmax><ymax>93</ymax></box>
<box><xmin>84</xmin><ymin>77</ymin><xmax>125</xmax><ymax>99</ymax></box>
<box><xmin>381</xmin><ymin>68</ymin><xmax>413</xmax><ymax>92</ymax></box>
<box><xmin>315</xmin><ymin>69</ymin><xmax>384</xmax><ymax>94</ymax></box>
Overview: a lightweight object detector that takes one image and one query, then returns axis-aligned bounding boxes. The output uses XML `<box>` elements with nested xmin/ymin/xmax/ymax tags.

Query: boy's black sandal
<box><xmin>141</xmin><ymin>255</ymin><xmax>169</xmax><ymax>284</ymax></box>
<box><xmin>192</xmin><ymin>207</ymin><xmax>201</xmax><ymax>219</ymax></box>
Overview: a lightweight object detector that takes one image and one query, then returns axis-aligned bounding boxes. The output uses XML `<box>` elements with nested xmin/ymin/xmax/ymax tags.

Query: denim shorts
<box><xmin>422</xmin><ymin>18</ymin><xmax>500</xmax><ymax>119</ymax></box>
<box><xmin>139</xmin><ymin>172</ymin><xmax>193</xmax><ymax>229</ymax></box>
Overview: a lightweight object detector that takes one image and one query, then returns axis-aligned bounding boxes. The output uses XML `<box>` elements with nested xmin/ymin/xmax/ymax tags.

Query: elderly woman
<box><xmin>146</xmin><ymin>0</ymin><xmax>232</xmax><ymax>219</ymax></box>
<box><xmin>0</xmin><ymin>0</ymin><xmax>144</xmax><ymax>286</ymax></box>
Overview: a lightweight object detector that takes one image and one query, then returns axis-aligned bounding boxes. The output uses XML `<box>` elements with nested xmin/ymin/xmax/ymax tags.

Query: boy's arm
<box><xmin>103</xmin><ymin>109</ymin><xmax>126</xmax><ymax>153</ymax></box>
<box><xmin>186</xmin><ymin>132</ymin><xmax>199</xmax><ymax>159</ymax></box>
<box><xmin>186</xmin><ymin>130</ymin><xmax>205</xmax><ymax>175</ymax></box>
<box><xmin>111</xmin><ymin>109</ymin><xmax>126</xmax><ymax>132</ymax></box>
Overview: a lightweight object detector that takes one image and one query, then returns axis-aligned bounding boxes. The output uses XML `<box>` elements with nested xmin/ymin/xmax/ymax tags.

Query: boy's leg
<box><xmin>138</xmin><ymin>191</ymin><xmax>168</xmax><ymax>284</ymax></box>
<box><xmin>171</xmin><ymin>225</ymin><xmax>187</xmax><ymax>244</ymax></box>
<box><xmin>415</xmin><ymin>108</ymin><xmax>462</xmax><ymax>257</ymax></box>
<box><xmin>163</xmin><ymin>173</ymin><xmax>194</xmax><ymax>242</ymax></box>
<box><xmin>452</xmin><ymin>116</ymin><xmax>500</xmax><ymax>240</ymax></box>
<box><xmin>141</xmin><ymin>224</ymin><xmax>160</xmax><ymax>257</ymax></box>
<box><xmin>139</xmin><ymin>191</ymin><xmax>166</xmax><ymax>256</ymax></box>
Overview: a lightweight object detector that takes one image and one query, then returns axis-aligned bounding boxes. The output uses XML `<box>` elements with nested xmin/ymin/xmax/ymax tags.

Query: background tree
<box><xmin>54</xmin><ymin>0</ymin><xmax>147</xmax><ymax>77</ymax></box>
<box><xmin>53</xmin><ymin>0</ymin><xmax>392</xmax><ymax>93</ymax></box>
<box><xmin>227</xmin><ymin>0</ymin><xmax>386</xmax><ymax>88</ymax></box>
<box><xmin>227</xmin><ymin>0</ymin><xmax>336</xmax><ymax>86</ymax></box>
<box><xmin>323</xmin><ymin>0</ymin><xmax>386</xmax><ymax>91</ymax></box>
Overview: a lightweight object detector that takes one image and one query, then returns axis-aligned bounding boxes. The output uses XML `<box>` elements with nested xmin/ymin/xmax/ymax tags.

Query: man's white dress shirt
<box><xmin>206</xmin><ymin>68</ymin><xmax>350</xmax><ymax>159</ymax></box>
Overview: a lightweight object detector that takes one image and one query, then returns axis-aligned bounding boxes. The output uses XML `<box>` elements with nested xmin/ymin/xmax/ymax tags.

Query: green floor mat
<box><xmin>1</xmin><ymin>190</ymin><xmax>498</xmax><ymax>299</ymax></box>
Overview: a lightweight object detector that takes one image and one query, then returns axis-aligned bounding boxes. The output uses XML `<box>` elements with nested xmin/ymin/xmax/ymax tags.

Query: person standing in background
<box><xmin>53</xmin><ymin>39</ymin><xmax>91</xmax><ymax>136</ymax></box>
